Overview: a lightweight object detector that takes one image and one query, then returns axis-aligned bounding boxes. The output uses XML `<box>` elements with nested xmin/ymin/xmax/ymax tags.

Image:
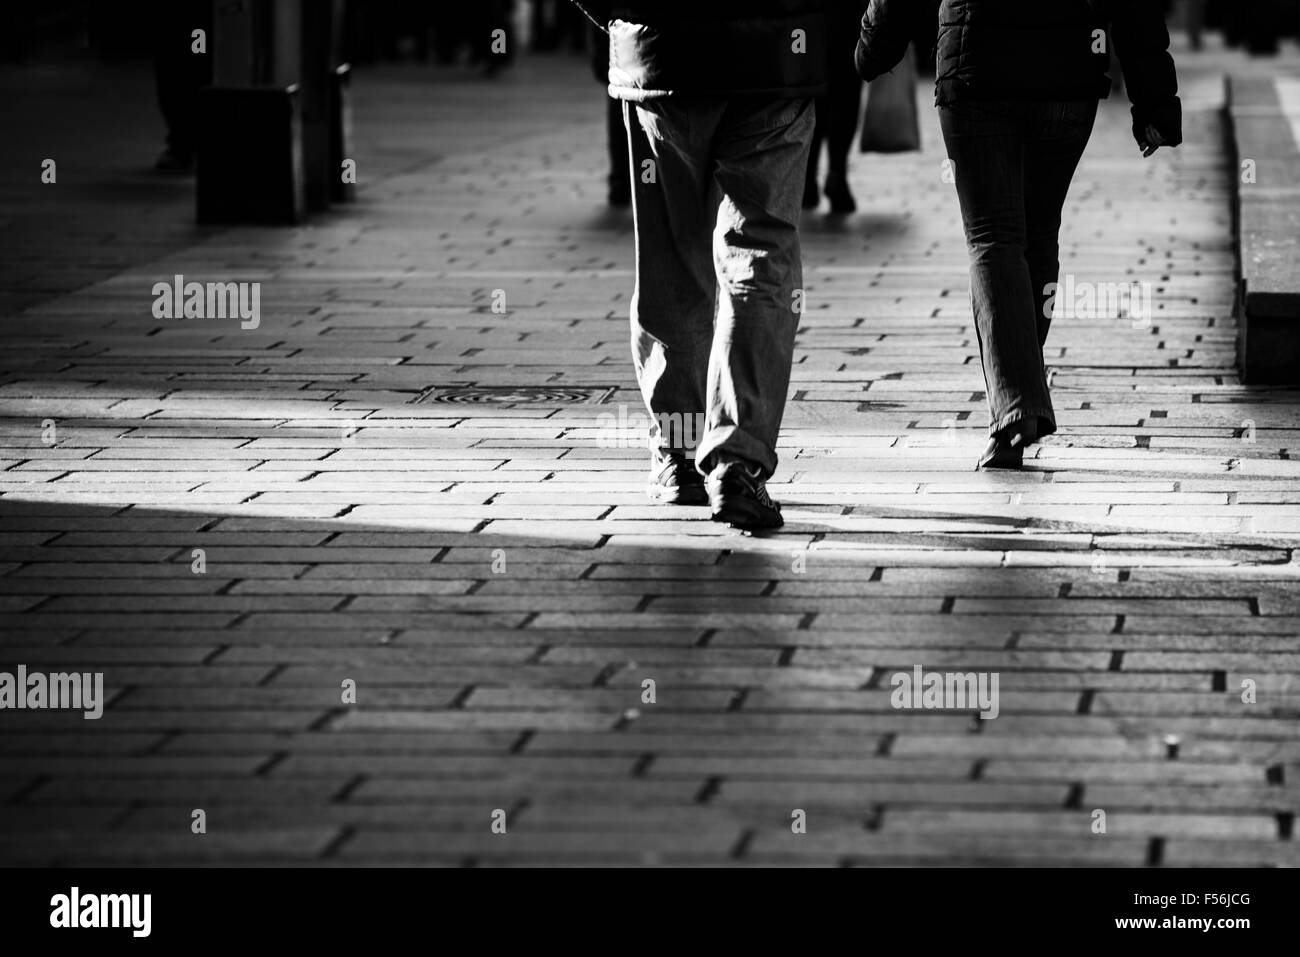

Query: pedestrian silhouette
<box><xmin>150</xmin><ymin>0</ymin><xmax>212</xmax><ymax>173</ymax></box>
<box><xmin>857</xmin><ymin>0</ymin><xmax>1182</xmax><ymax>469</ymax></box>
<box><xmin>805</xmin><ymin>0</ymin><xmax>867</xmax><ymax>213</ymax></box>
<box><xmin>577</xmin><ymin>0</ymin><xmax>829</xmax><ymax>529</ymax></box>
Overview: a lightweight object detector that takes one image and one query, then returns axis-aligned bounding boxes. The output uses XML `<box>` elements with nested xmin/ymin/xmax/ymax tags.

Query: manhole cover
<box><xmin>415</xmin><ymin>386</ymin><xmax>618</xmax><ymax>406</ymax></box>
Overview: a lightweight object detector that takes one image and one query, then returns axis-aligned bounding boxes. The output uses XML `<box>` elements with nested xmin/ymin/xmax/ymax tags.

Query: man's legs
<box><xmin>698</xmin><ymin>96</ymin><xmax>815</xmax><ymax>481</ymax></box>
<box><xmin>626</xmin><ymin>98</ymin><xmax>722</xmax><ymax>460</ymax></box>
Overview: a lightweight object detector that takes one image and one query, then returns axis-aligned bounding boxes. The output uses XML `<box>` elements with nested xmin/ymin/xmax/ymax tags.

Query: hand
<box><xmin>1138</xmin><ymin>123</ymin><xmax>1166</xmax><ymax>157</ymax></box>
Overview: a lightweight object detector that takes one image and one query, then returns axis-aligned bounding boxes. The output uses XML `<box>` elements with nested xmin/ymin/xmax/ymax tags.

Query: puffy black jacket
<box><xmin>855</xmin><ymin>0</ymin><xmax>1182</xmax><ymax>147</ymax></box>
<box><xmin>575</xmin><ymin>1</ymin><xmax>829</xmax><ymax>100</ymax></box>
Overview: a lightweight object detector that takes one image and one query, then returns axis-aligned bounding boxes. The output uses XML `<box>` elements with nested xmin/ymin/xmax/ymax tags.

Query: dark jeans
<box><xmin>939</xmin><ymin>99</ymin><xmax>1098</xmax><ymax>438</ymax></box>
<box><xmin>625</xmin><ymin>96</ymin><xmax>814</xmax><ymax>478</ymax></box>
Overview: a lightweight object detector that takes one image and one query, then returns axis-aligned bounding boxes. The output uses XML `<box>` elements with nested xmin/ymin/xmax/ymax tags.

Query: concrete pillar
<box><xmin>197</xmin><ymin>0</ymin><xmax>349</xmax><ymax>224</ymax></box>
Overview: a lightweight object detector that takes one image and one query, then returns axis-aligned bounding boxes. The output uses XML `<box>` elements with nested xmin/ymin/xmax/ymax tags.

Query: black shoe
<box><xmin>976</xmin><ymin>418</ymin><xmax>1039</xmax><ymax>471</ymax></box>
<box><xmin>708</xmin><ymin>461</ymin><xmax>783</xmax><ymax>530</ymax></box>
<box><xmin>647</xmin><ymin>449</ymin><xmax>707</xmax><ymax>505</ymax></box>
<box><xmin>803</xmin><ymin>176</ymin><xmax>820</xmax><ymax>210</ymax></box>
<box><xmin>824</xmin><ymin>175</ymin><xmax>856</xmax><ymax>214</ymax></box>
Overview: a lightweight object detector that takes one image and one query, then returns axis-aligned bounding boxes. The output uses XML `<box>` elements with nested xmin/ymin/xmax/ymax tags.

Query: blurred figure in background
<box><xmin>1212</xmin><ymin>0</ymin><xmax>1293</xmax><ymax>53</ymax></box>
<box><xmin>857</xmin><ymin>0</ymin><xmax>1182</xmax><ymax>470</ymax></box>
<box><xmin>150</xmin><ymin>0</ymin><xmax>212</xmax><ymax>172</ymax></box>
<box><xmin>432</xmin><ymin>7</ymin><xmax>472</xmax><ymax>63</ymax></box>
<box><xmin>1185</xmin><ymin>0</ymin><xmax>1206</xmax><ymax>50</ymax></box>
<box><xmin>414</xmin><ymin>1</ymin><xmax>515</xmax><ymax>75</ymax></box>
<box><xmin>535</xmin><ymin>0</ymin><xmax>589</xmax><ymax>51</ymax></box>
<box><xmin>804</xmin><ymin>0</ymin><xmax>866</xmax><ymax>213</ymax></box>
<box><xmin>469</xmin><ymin>1</ymin><xmax>518</xmax><ymax>76</ymax></box>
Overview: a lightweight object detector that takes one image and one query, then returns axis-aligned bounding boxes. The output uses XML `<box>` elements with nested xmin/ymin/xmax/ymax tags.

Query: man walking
<box><xmin>575</xmin><ymin>1</ymin><xmax>828</xmax><ymax>530</ymax></box>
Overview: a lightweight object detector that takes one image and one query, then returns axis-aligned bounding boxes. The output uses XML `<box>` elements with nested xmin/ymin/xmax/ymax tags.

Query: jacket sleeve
<box><xmin>855</xmin><ymin>0</ymin><xmax>939</xmax><ymax>82</ymax></box>
<box><xmin>1110</xmin><ymin>1</ymin><xmax>1182</xmax><ymax>148</ymax></box>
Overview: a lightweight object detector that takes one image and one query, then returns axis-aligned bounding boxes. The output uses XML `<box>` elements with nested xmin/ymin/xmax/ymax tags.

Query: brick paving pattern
<box><xmin>1</xmin><ymin>42</ymin><xmax>1298</xmax><ymax>866</ymax></box>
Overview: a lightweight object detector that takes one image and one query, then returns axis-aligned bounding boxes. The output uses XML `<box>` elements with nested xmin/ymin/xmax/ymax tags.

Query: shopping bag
<box><xmin>859</xmin><ymin>45</ymin><xmax>921</xmax><ymax>153</ymax></box>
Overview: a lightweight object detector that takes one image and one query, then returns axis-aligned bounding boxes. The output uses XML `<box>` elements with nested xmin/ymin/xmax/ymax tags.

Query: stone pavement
<box><xmin>1</xmin><ymin>39</ymin><xmax>1299</xmax><ymax>867</ymax></box>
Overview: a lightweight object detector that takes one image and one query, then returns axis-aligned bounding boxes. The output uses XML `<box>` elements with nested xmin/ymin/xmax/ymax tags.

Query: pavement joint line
<box><xmin>257</xmin><ymin>664</ymin><xmax>289</xmax><ymax>688</ymax></box>
<box><xmin>1145</xmin><ymin>838</ymin><xmax>1166</xmax><ymax>867</ymax></box>
<box><xmin>448</xmin><ymin>685</ymin><xmax>477</xmax><ymax>709</ymax></box>
<box><xmin>507</xmin><ymin>798</ymin><xmax>530</xmax><ymax>827</ymax></box>
<box><xmin>200</xmin><ymin>645</ymin><xmax>228</xmax><ymax>666</ymax></box>
<box><xmin>331</xmin><ymin>775</ymin><xmax>366</xmax><ymax>804</ymax></box>
<box><xmin>308</xmin><ymin>708</ymin><xmax>345</xmax><ymax>732</ymax></box>
<box><xmin>255</xmin><ymin>752</ymin><xmax>289</xmax><ymax>777</ymax></box>
<box><xmin>319</xmin><ymin>825</ymin><xmax>358</xmax><ymax>860</ymax></box>
<box><xmin>729</xmin><ymin>829</ymin><xmax>756</xmax><ymax>860</ymax></box>
<box><xmin>10</xmin><ymin>775</ymin><xmax>50</xmax><ymax>806</ymax></box>
<box><xmin>695</xmin><ymin>777</ymin><xmax>722</xmax><ymax>805</ymax></box>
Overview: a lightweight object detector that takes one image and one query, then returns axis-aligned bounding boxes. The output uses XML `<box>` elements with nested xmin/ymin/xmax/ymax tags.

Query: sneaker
<box><xmin>708</xmin><ymin>460</ymin><xmax>783</xmax><ymax>530</ymax></box>
<box><xmin>647</xmin><ymin>449</ymin><xmax>707</xmax><ymax>505</ymax></box>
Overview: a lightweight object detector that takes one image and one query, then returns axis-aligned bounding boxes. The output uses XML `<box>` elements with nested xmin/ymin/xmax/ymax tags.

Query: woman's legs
<box><xmin>1024</xmin><ymin>101</ymin><xmax>1098</xmax><ymax>347</ymax></box>
<box><xmin>940</xmin><ymin>101</ymin><xmax>1056</xmax><ymax>441</ymax></box>
<box><xmin>822</xmin><ymin>74</ymin><xmax>862</xmax><ymax>212</ymax></box>
<box><xmin>808</xmin><ymin>11</ymin><xmax>863</xmax><ymax>213</ymax></box>
<box><xmin>804</xmin><ymin>80</ymin><xmax>862</xmax><ymax>213</ymax></box>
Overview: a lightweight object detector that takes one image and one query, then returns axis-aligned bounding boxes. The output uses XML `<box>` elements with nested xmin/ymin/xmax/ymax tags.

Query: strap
<box><xmin>569</xmin><ymin>2</ymin><xmax>610</xmax><ymax>34</ymax></box>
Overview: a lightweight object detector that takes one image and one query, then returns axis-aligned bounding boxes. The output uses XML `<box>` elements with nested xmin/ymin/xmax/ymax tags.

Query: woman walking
<box><xmin>804</xmin><ymin>0</ymin><xmax>868</xmax><ymax>214</ymax></box>
<box><xmin>855</xmin><ymin>0</ymin><xmax>1182</xmax><ymax>468</ymax></box>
